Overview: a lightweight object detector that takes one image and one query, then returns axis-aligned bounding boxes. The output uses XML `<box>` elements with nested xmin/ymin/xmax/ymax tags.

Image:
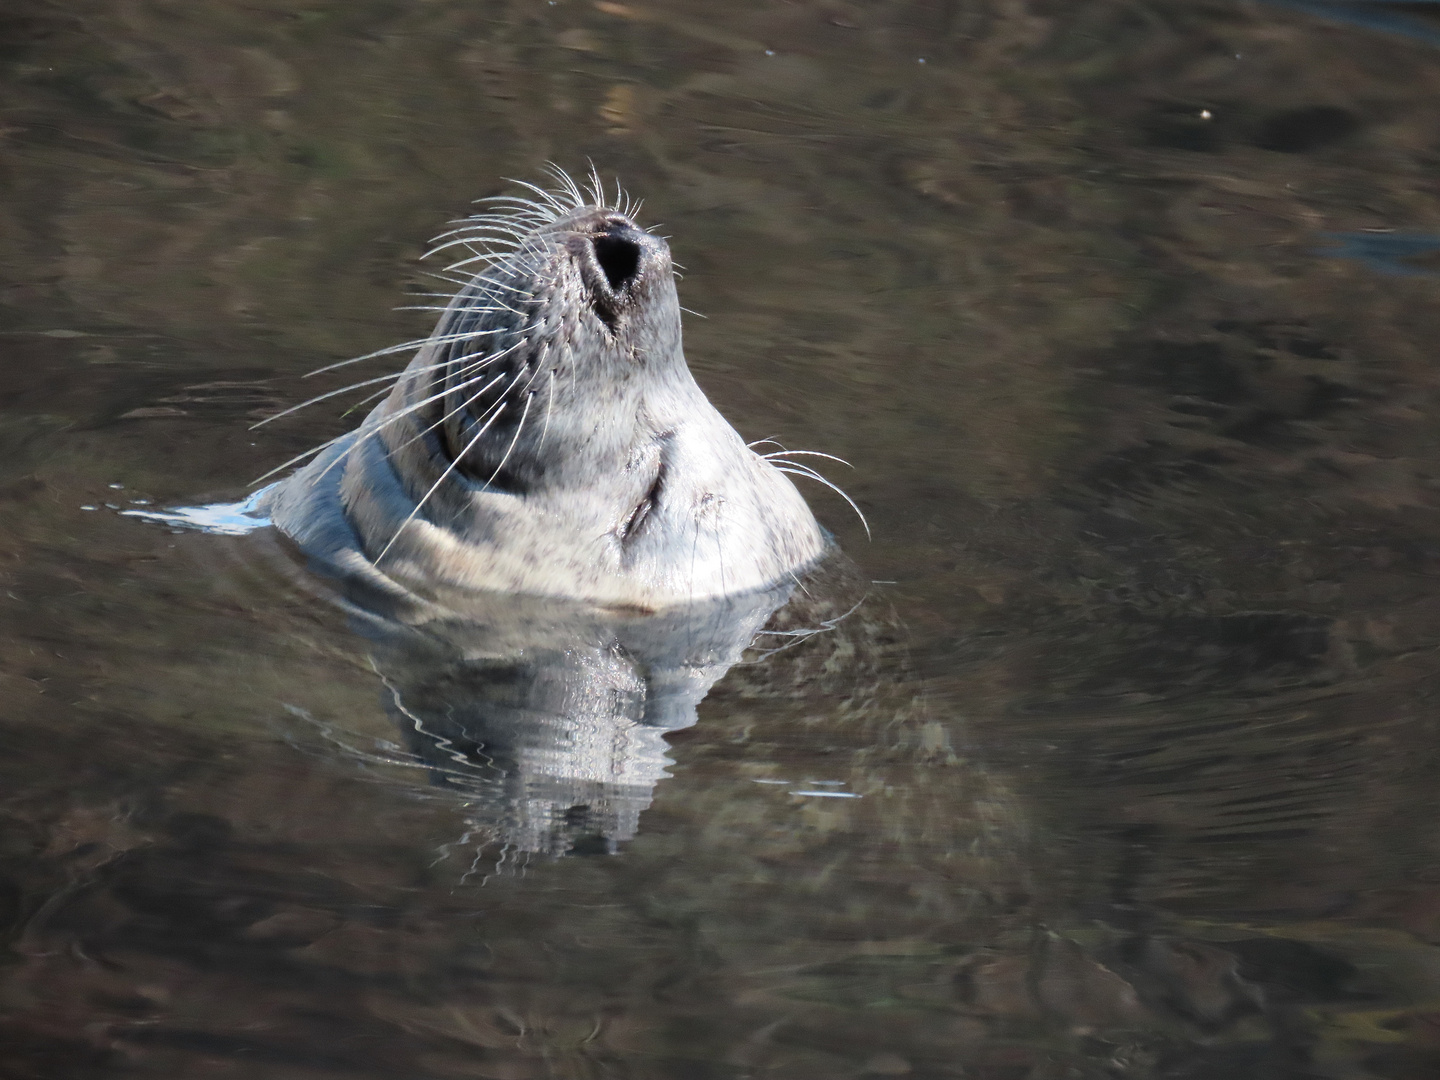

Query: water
<box><xmin>4</xmin><ymin>1</ymin><xmax>1440</xmax><ymax>1076</ymax></box>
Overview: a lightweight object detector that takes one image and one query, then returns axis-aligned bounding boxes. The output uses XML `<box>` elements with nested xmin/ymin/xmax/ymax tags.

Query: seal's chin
<box><xmin>261</xmin><ymin>181</ymin><xmax>831</xmax><ymax>608</ymax></box>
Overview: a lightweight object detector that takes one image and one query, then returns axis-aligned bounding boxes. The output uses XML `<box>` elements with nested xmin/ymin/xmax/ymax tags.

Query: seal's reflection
<box><xmin>343</xmin><ymin>578</ymin><xmax>798</xmax><ymax>858</ymax></box>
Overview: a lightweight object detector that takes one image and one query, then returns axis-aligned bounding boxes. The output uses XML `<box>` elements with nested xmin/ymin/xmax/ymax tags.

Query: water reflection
<box><xmin>1317</xmin><ymin>230</ymin><xmax>1440</xmax><ymax>276</ymax></box>
<box><xmin>307</xmin><ymin>576</ymin><xmax>801</xmax><ymax>861</ymax></box>
<box><xmin>1264</xmin><ymin>1</ymin><xmax>1440</xmax><ymax>48</ymax></box>
<box><xmin>121</xmin><ymin>490</ymin><xmax>273</xmax><ymax>535</ymax></box>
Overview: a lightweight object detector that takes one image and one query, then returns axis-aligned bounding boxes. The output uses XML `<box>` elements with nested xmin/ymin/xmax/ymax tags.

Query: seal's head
<box><xmin>262</xmin><ymin>174</ymin><xmax>831</xmax><ymax>609</ymax></box>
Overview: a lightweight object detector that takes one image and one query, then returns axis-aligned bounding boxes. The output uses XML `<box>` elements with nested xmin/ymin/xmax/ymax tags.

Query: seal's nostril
<box><xmin>592</xmin><ymin>234</ymin><xmax>641</xmax><ymax>293</ymax></box>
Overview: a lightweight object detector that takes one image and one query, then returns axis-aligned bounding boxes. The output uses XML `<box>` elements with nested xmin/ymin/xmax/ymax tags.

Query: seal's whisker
<box><xmin>391</xmin><ymin>345</ymin><xmax>525</xmax><ymax>444</ymax></box>
<box><xmin>445</xmin><ymin>256</ymin><xmax>551</xmax><ymax>308</ymax></box>
<box><xmin>504</xmin><ymin>178</ymin><xmax>573</xmax><ymax>217</ymax></box>
<box><xmin>470</xmin><ymin>202</ymin><xmax>552</xmax><ymax>221</ymax></box>
<box><xmin>479</xmin><ymin>387</ymin><xmax>533</xmax><ymax>494</ymax></box>
<box><xmin>442</xmin><ymin>277</ymin><xmax>538</xmax><ymax>314</ymax></box>
<box><xmin>399</xmin><ymin>291</ymin><xmax>507</xmax><ymax>301</ymax></box>
<box><xmin>337</xmin><ymin>382</ymin><xmax>397</xmax><ymax>419</ymax></box>
<box><xmin>679</xmin><ymin>306</ymin><xmax>707</xmax><ymax>319</ymax></box>
<box><xmin>522</xmin><ymin>342</ymin><xmax>552</xmax><ymax>390</ymax></box>
<box><xmin>400</xmin><ymin>372</ymin><xmax>510</xmax><ymax>453</ymax></box>
<box><xmin>447</xmin><ymin>209</ymin><xmax>545</xmax><ymax>230</ymax></box>
<box><xmin>538</xmin><ymin>369</ymin><xmax>556</xmax><ymax>453</ymax></box>
<box><xmin>558</xmin><ymin>162</ymin><xmax>592</xmax><ymax>208</ymax></box>
<box><xmin>251</xmin><ymin>369</ymin><xmax>413</xmax><ymax>429</ymax></box>
<box><xmin>396</xmin><ymin>343</ymin><xmax>528</xmax><ymax>451</ymax></box>
<box><xmin>763</xmin><ymin>449</ymin><xmax>855</xmax><ymax>469</ymax></box>
<box><xmin>268</xmin><ymin>178</ymin><xmax>567</xmax><ymax>427</ymax></box>
<box><xmin>429</xmin><ymin>238</ymin><xmax>526</xmax><ymax>263</ymax></box>
<box><xmin>298</xmin><ymin>339</ymin><xmax>489</xmax><ymax>383</ymax></box>
<box><xmin>291</xmin><ymin>350</ymin><xmax>518</xmax><ymax>488</ymax></box>
<box><xmin>436</xmin><ymin>210</ymin><xmax>547</xmax><ymax>235</ymax></box>
<box><xmin>561</xmin><ymin>161</ymin><xmax>587</xmax><ymax>207</ymax></box>
<box><xmin>310</xmin><ymin>398</ymin><xmax>468</xmax><ymax>489</ymax></box>
<box><xmin>470</xmin><ymin>293</ymin><xmax>531</xmax><ymax>318</ymax></box>
<box><xmin>431</xmin><ymin>224</ymin><xmax>524</xmax><ymax>243</ymax></box>
<box><xmin>431</xmin><ymin>248</ymin><xmax>525</xmax><ymax>275</ymax></box>
<box><xmin>417</xmin><ymin>269</ymin><xmax>487</xmax><ymax>291</ymax></box>
<box><xmin>518</xmin><ymin>342</ymin><xmax>549</xmax><ymax>401</ymax></box>
<box><xmin>375</xmin><ymin>400</ymin><xmax>510</xmax><ymax>564</ymax></box>
<box><xmin>462</xmin><ymin>282</ymin><xmax>545</xmax><ymax>310</ymax></box>
<box><xmin>588</xmin><ymin>166</ymin><xmax>630</xmax><ymax>218</ymax></box>
<box><xmin>449</xmin><ymin>231</ymin><xmax>530</xmax><ymax>249</ymax></box>
<box><xmin>425</xmin><ymin>227</ymin><xmax>536</xmax><ymax>253</ymax></box>
<box><xmin>441</xmin><ymin>253</ymin><xmax>525</xmax><ymax>274</ymax></box>
<box><xmin>425</xmin><ymin>229</ymin><xmax>531</xmax><ymax>258</ymax></box>
<box><xmin>393</xmin><ymin>304</ymin><xmax>511</xmax><ymax>314</ymax></box>
<box><xmin>436</xmin><ymin>233</ymin><xmax>535</xmax><ymax>260</ymax></box>
<box><xmin>302</xmin><ymin>328</ymin><xmax>508</xmax><ymax>378</ymax></box>
<box><xmin>433</xmin><ymin>229</ymin><xmax>543</xmax><ymax>260</ymax></box>
<box><xmin>772</xmin><ymin>464</ymin><xmax>870</xmax><ymax>539</ymax></box>
<box><xmin>543</xmin><ymin>161</ymin><xmax>585</xmax><ymax>209</ymax></box>
<box><xmin>428</xmin><ymin>227</ymin><xmax>531</xmax><ymax>251</ymax></box>
<box><xmin>500</xmin><ymin>183</ymin><xmax>569</xmax><ymax>219</ymax></box>
<box><xmin>585</xmin><ymin>164</ymin><xmax>608</xmax><ymax>212</ymax></box>
<box><xmin>424</xmin><ymin>238</ymin><xmax>522</xmax><ymax>264</ymax></box>
<box><xmin>454</xmin><ymin>211</ymin><xmax>550</xmax><ymax>239</ymax></box>
<box><xmin>250</xmin><ymin>430</ymin><xmax>353</xmax><ymax>485</ymax></box>
<box><xmin>399</xmin><ymin>295</ymin><xmax>516</xmax><ymax>311</ymax></box>
<box><xmin>257</xmin><ymin>352</ymin><xmax>487</xmax><ymax>428</ymax></box>
<box><xmin>470</xmin><ymin>194</ymin><xmax>557</xmax><ymax>217</ymax></box>
<box><xmin>430</xmin><ymin>300</ymin><xmax>531</xmax><ymax>319</ymax></box>
<box><xmin>744</xmin><ymin>597</ymin><xmax>862</xmax><ymax>661</ymax></box>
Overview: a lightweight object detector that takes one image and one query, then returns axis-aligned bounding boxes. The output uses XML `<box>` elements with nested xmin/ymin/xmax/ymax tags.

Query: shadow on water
<box><xmin>6</xmin><ymin>0</ymin><xmax>1440</xmax><ymax>1076</ymax></box>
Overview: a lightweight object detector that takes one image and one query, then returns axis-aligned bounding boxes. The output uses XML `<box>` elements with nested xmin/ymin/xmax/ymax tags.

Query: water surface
<box><xmin>4</xmin><ymin>2</ymin><xmax>1440</xmax><ymax>1077</ymax></box>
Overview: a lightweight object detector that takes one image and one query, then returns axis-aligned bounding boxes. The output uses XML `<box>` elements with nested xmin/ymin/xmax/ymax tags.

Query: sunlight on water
<box><xmin>121</xmin><ymin>488</ymin><xmax>273</xmax><ymax>536</ymax></box>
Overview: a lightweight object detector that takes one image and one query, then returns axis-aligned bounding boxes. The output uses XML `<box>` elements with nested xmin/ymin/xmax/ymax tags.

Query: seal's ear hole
<box><xmin>593</xmin><ymin>234</ymin><xmax>641</xmax><ymax>294</ymax></box>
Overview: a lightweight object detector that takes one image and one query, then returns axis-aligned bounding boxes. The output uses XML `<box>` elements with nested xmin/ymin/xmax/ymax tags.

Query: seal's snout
<box><xmin>569</xmin><ymin>218</ymin><xmax>664</xmax><ymax>331</ymax></box>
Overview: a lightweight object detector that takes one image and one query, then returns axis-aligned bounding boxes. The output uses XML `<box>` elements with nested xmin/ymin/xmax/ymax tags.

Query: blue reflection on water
<box><xmin>121</xmin><ymin>487</ymin><xmax>273</xmax><ymax>535</ymax></box>
<box><xmin>1316</xmin><ymin>231</ymin><xmax>1440</xmax><ymax>276</ymax></box>
<box><xmin>1263</xmin><ymin>1</ymin><xmax>1440</xmax><ymax>47</ymax></box>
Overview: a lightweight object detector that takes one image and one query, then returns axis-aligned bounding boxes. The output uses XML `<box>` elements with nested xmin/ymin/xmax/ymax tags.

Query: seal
<box><xmin>260</xmin><ymin>172</ymin><xmax>836</xmax><ymax>609</ymax></box>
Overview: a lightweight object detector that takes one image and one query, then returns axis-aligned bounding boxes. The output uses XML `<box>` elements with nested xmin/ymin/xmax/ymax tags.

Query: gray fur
<box><xmin>261</xmin><ymin>179</ymin><xmax>828</xmax><ymax>608</ymax></box>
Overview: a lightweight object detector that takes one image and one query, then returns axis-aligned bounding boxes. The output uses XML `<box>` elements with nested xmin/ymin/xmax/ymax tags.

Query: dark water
<box><xmin>5</xmin><ymin>2</ymin><xmax>1440</xmax><ymax>1077</ymax></box>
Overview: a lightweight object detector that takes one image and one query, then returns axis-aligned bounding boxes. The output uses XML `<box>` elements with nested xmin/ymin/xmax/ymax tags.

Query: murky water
<box><xmin>5</xmin><ymin>2</ymin><xmax>1440</xmax><ymax>1077</ymax></box>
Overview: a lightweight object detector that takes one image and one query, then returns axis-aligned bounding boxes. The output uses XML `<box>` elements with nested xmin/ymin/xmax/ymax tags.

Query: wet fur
<box><xmin>259</xmin><ymin>171</ymin><xmax>831</xmax><ymax>608</ymax></box>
